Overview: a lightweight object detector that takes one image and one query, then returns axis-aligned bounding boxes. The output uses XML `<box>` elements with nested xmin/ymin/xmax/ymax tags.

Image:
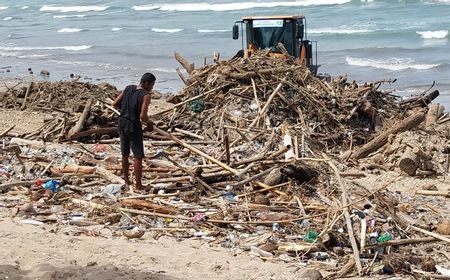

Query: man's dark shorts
<box><xmin>119</xmin><ymin>130</ymin><xmax>144</xmax><ymax>158</ymax></box>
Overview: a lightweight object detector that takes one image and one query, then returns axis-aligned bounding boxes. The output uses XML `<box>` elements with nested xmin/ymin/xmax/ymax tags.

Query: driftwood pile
<box><xmin>1</xmin><ymin>80</ymin><xmax>119</xmax><ymax>141</ymax></box>
<box><xmin>160</xmin><ymin>52</ymin><xmax>412</xmax><ymax>154</ymax></box>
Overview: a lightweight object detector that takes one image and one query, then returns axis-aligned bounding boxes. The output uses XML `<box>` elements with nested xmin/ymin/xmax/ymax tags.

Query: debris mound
<box><xmin>1</xmin><ymin>51</ymin><xmax>448</xmax><ymax>279</ymax></box>
<box><xmin>160</xmin><ymin>52</ymin><xmax>406</xmax><ymax>152</ymax></box>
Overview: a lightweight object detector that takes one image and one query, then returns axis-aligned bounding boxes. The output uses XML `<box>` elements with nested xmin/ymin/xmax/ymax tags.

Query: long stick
<box><xmin>160</xmin><ymin>152</ymin><xmax>215</xmax><ymax>194</ymax></box>
<box><xmin>154</xmin><ymin>126</ymin><xmax>284</xmax><ymax>194</ymax></box>
<box><xmin>20</xmin><ymin>81</ymin><xmax>32</xmax><ymax>110</ymax></box>
<box><xmin>365</xmin><ymin>237</ymin><xmax>441</xmax><ymax>249</ymax></box>
<box><xmin>120</xmin><ymin>207</ymin><xmax>327</xmax><ymax>225</ymax></box>
<box><xmin>0</xmin><ymin>125</ymin><xmax>15</xmax><ymax>137</ymax></box>
<box><xmin>249</xmin><ymin>75</ymin><xmax>288</xmax><ymax>128</ymax></box>
<box><xmin>409</xmin><ymin>225</ymin><xmax>450</xmax><ymax>245</ymax></box>
<box><xmin>324</xmin><ymin>154</ymin><xmax>363</xmax><ymax>275</ymax></box>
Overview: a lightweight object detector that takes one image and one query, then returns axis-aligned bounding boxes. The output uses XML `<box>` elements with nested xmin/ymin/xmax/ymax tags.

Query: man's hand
<box><xmin>145</xmin><ymin>121</ymin><xmax>154</xmax><ymax>132</ymax></box>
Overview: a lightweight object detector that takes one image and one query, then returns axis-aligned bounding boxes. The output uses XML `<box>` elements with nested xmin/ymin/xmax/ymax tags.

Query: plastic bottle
<box><xmin>377</xmin><ymin>232</ymin><xmax>393</xmax><ymax>243</ymax></box>
<box><xmin>304</xmin><ymin>230</ymin><xmax>319</xmax><ymax>243</ymax></box>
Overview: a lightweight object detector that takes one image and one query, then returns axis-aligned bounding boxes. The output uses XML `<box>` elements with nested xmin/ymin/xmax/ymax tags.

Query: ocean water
<box><xmin>1</xmin><ymin>0</ymin><xmax>450</xmax><ymax>106</ymax></box>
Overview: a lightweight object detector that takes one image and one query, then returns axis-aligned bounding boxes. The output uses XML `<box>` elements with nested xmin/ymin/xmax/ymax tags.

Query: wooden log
<box><xmin>409</xmin><ymin>225</ymin><xmax>450</xmax><ymax>245</ymax></box>
<box><xmin>68</xmin><ymin>98</ymin><xmax>93</xmax><ymax>137</ymax></box>
<box><xmin>69</xmin><ymin>127</ymin><xmax>117</xmax><ymax>140</ymax></box>
<box><xmin>174</xmin><ymin>128</ymin><xmax>204</xmax><ymax>140</ymax></box>
<box><xmin>50</xmin><ymin>165</ymin><xmax>96</xmax><ymax>175</ymax></box>
<box><xmin>224</xmin><ymin>134</ymin><xmax>230</xmax><ymax>164</ymax></box>
<box><xmin>412</xmin><ymin>146</ymin><xmax>431</xmax><ymax>160</ymax></box>
<box><xmin>96</xmin><ymin>166</ymin><xmax>125</xmax><ymax>184</ymax></box>
<box><xmin>401</xmin><ymin>90</ymin><xmax>440</xmax><ymax>108</ymax></box>
<box><xmin>0</xmin><ymin>124</ymin><xmax>15</xmax><ymax>137</ymax></box>
<box><xmin>10</xmin><ymin>137</ymin><xmax>45</xmax><ymax>148</ymax></box>
<box><xmin>176</xmin><ymin>68</ymin><xmax>188</xmax><ymax>85</ymax></box>
<box><xmin>415</xmin><ymin>190</ymin><xmax>450</xmax><ymax>198</ymax></box>
<box><xmin>174</xmin><ymin>52</ymin><xmax>194</xmax><ymax>74</ymax></box>
<box><xmin>343</xmin><ymin>110</ymin><xmax>426</xmax><ymax>160</ymax></box>
<box><xmin>263</xmin><ymin>168</ymin><xmax>283</xmax><ymax>186</ymax></box>
<box><xmin>425</xmin><ymin>103</ymin><xmax>444</xmax><ymax>126</ymax></box>
<box><xmin>399</xmin><ymin>147</ymin><xmax>420</xmax><ymax>176</ymax></box>
<box><xmin>278</xmin><ymin>243</ymin><xmax>319</xmax><ymax>253</ymax></box>
<box><xmin>232</xmin><ymin>166</ymin><xmax>278</xmax><ymax>188</ymax></box>
<box><xmin>20</xmin><ymin>81</ymin><xmax>32</xmax><ymax>110</ymax></box>
<box><xmin>121</xmin><ymin>199</ymin><xmax>177</xmax><ymax>214</ymax></box>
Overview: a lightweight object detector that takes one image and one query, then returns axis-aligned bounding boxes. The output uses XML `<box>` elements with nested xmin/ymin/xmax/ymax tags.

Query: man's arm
<box><xmin>140</xmin><ymin>94</ymin><xmax>153</xmax><ymax>130</ymax></box>
<box><xmin>112</xmin><ymin>91</ymin><xmax>123</xmax><ymax>109</ymax></box>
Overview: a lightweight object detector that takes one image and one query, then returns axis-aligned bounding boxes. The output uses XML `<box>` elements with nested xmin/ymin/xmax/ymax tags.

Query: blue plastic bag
<box><xmin>43</xmin><ymin>180</ymin><xmax>61</xmax><ymax>192</ymax></box>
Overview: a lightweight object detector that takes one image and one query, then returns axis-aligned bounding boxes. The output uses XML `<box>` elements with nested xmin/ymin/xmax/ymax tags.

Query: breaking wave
<box><xmin>0</xmin><ymin>6</ymin><xmax>8</xmax><ymax>10</ymax></box>
<box><xmin>133</xmin><ymin>0</ymin><xmax>351</xmax><ymax>12</ymax></box>
<box><xmin>40</xmin><ymin>5</ymin><xmax>109</xmax><ymax>13</ymax></box>
<box><xmin>148</xmin><ymin>67</ymin><xmax>179</xmax><ymax>73</ymax></box>
<box><xmin>198</xmin><ymin>29</ymin><xmax>229</xmax><ymax>33</ymax></box>
<box><xmin>3</xmin><ymin>17</ymin><xmax>13</xmax><ymax>21</ymax></box>
<box><xmin>57</xmin><ymin>28</ymin><xmax>84</xmax><ymax>33</ymax></box>
<box><xmin>53</xmin><ymin>14</ymin><xmax>86</xmax><ymax>19</ymax></box>
<box><xmin>425</xmin><ymin>0</ymin><xmax>450</xmax><ymax>4</ymax></box>
<box><xmin>416</xmin><ymin>30</ymin><xmax>448</xmax><ymax>39</ymax></box>
<box><xmin>0</xmin><ymin>45</ymin><xmax>93</xmax><ymax>51</ymax></box>
<box><xmin>0</xmin><ymin>51</ymin><xmax>18</xmax><ymax>57</ymax></box>
<box><xmin>309</xmin><ymin>27</ymin><xmax>373</xmax><ymax>35</ymax></box>
<box><xmin>151</xmin><ymin>28</ymin><xmax>183</xmax><ymax>33</ymax></box>
<box><xmin>112</xmin><ymin>27</ymin><xmax>123</xmax><ymax>32</ymax></box>
<box><xmin>346</xmin><ymin>56</ymin><xmax>440</xmax><ymax>71</ymax></box>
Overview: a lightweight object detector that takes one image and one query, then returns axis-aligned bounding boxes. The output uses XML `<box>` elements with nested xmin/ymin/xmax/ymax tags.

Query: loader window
<box><xmin>252</xmin><ymin>27</ymin><xmax>284</xmax><ymax>50</ymax></box>
<box><xmin>251</xmin><ymin>20</ymin><xmax>294</xmax><ymax>55</ymax></box>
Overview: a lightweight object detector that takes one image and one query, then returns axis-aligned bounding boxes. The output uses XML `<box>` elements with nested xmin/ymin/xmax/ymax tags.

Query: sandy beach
<box><xmin>0</xmin><ymin>210</ymin><xmax>301</xmax><ymax>280</ymax></box>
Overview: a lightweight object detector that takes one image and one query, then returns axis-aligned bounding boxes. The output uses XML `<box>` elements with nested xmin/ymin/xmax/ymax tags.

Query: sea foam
<box><xmin>152</xmin><ymin>28</ymin><xmax>183</xmax><ymax>33</ymax></box>
<box><xmin>198</xmin><ymin>29</ymin><xmax>228</xmax><ymax>33</ymax></box>
<box><xmin>346</xmin><ymin>56</ymin><xmax>440</xmax><ymax>71</ymax></box>
<box><xmin>40</xmin><ymin>5</ymin><xmax>109</xmax><ymax>13</ymax></box>
<box><xmin>133</xmin><ymin>0</ymin><xmax>351</xmax><ymax>12</ymax></box>
<box><xmin>0</xmin><ymin>45</ymin><xmax>93</xmax><ymax>51</ymax></box>
<box><xmin>309</xmin><ymin>27</ymin><xmax>373</xmax><ymax>35</ymax></box>
<box><xmin>416</xmin><ymin>30</ymin><xmax>448</xmax><ymax>39</ymax></box>
<box><xmin>57</xmin><ymin>28</ymin><xmax>84</xmax><ymax>33</ymax></box>
<box><xmin>54</xmin><ymin>14</ymin><xmax>86</xmax><ymax>19</ymax></box>
<box><xmin>149</xmin><ymin>67</ymin><xmax>179</xmax><ymax>73</ymax></box>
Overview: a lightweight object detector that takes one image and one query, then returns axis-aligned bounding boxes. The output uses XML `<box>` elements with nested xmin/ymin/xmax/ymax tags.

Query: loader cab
<box><xmin>233</xmin><ymin>15</ymin><xmax>319</xmax><ymax>74</ymax></box>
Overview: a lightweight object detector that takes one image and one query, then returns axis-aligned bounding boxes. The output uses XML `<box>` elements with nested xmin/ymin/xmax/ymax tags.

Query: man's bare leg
<box><xmin>134</xmin><ymin>157</ymin><xmax>143</xmax><ymax>190</ymax></box>
<box><xmin>122</xmin><ymin>155</ymin><xmax>131</xmax><ymax>186</ymax></box>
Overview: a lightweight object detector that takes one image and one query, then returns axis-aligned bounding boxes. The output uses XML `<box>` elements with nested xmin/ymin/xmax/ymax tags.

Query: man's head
<box><xmin>140</xmin><ymin>72</ymin><xmax>156</xmax><ymax>92</ymax></box>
